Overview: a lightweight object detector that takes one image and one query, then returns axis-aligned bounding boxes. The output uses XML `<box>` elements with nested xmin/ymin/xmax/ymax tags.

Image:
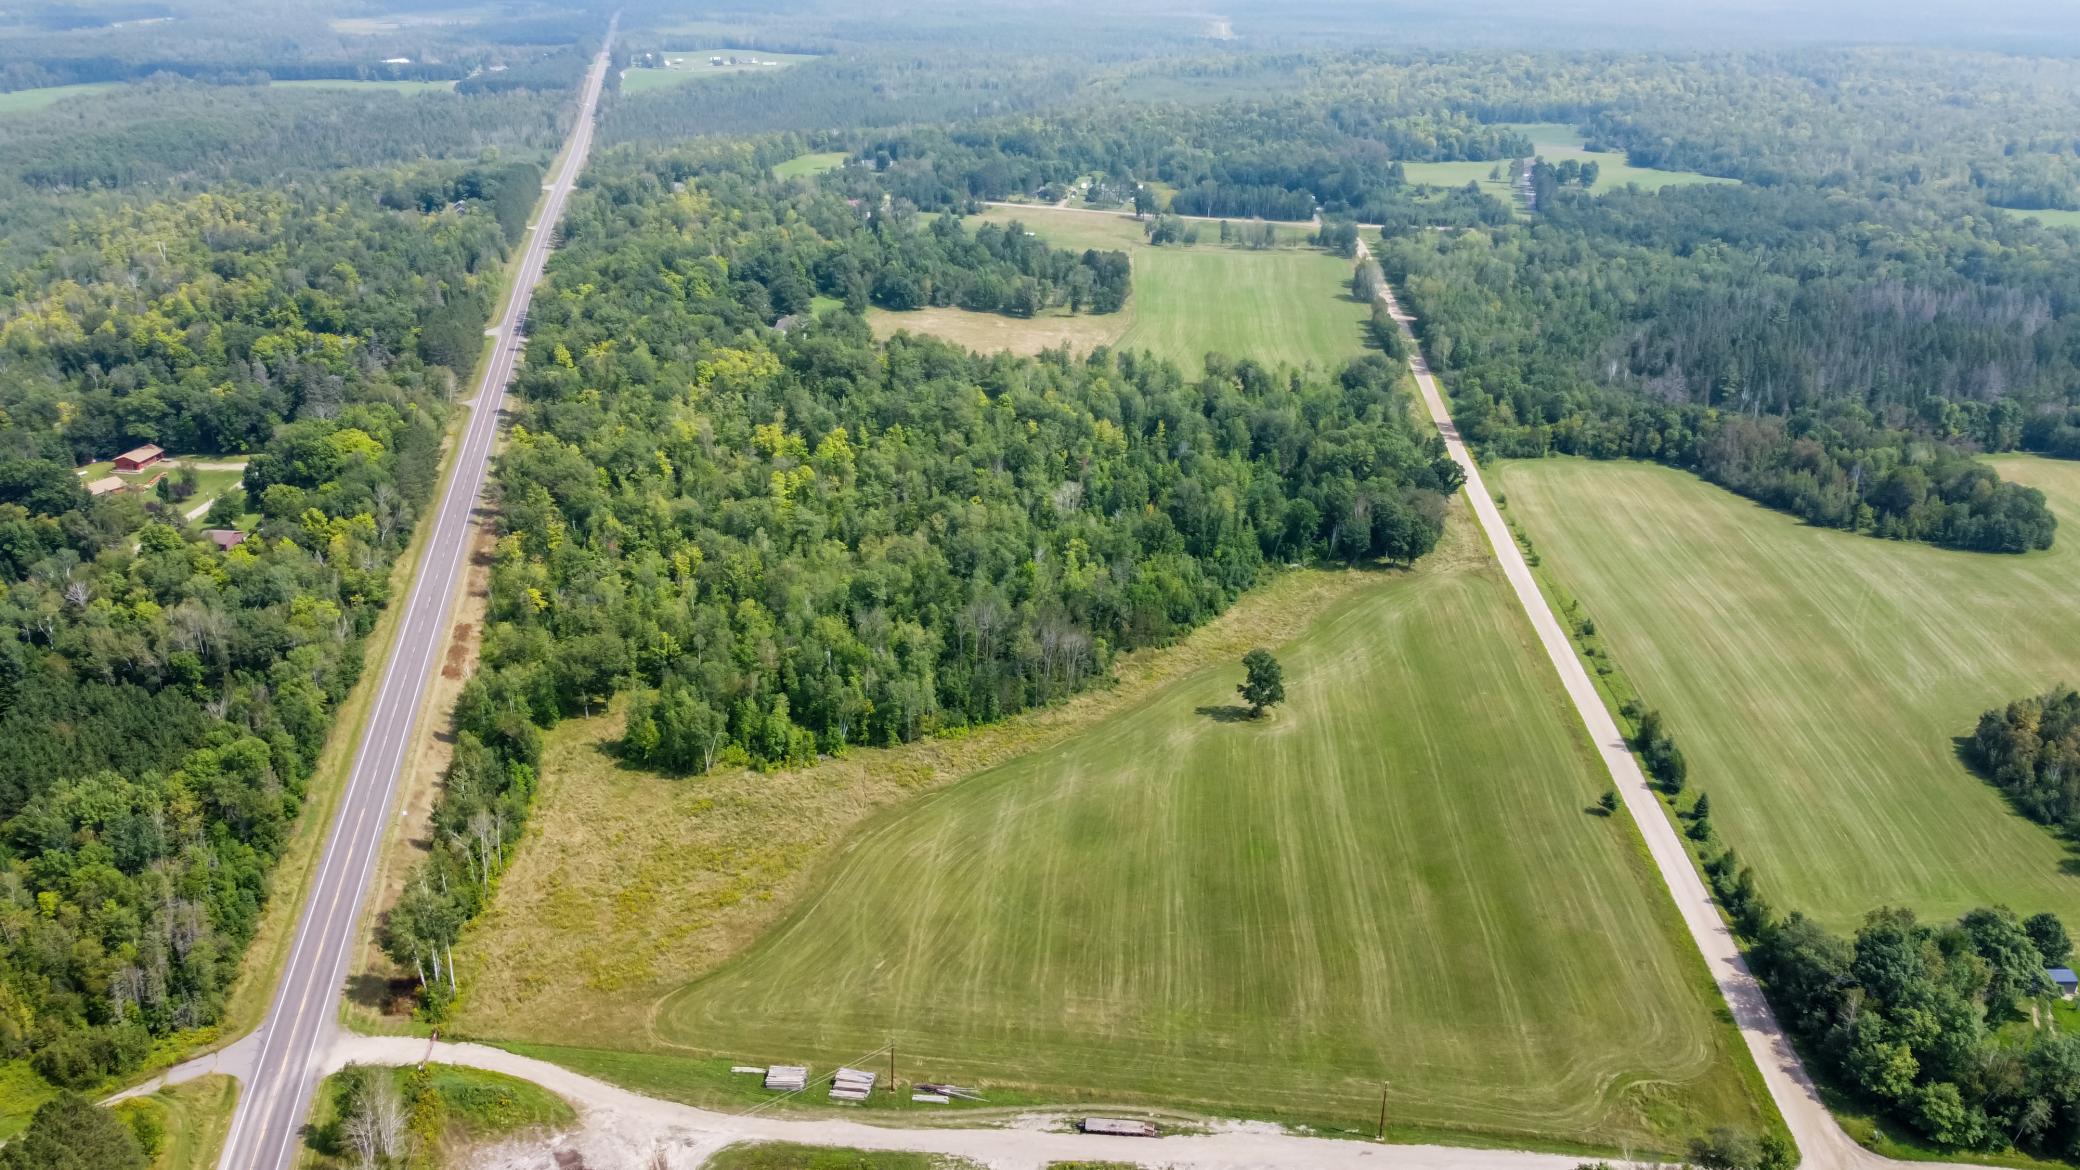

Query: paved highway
<box><xmin>214</xmin><ymin>26</ymin><xmax>614</xmax><ymax>1170</ymax></box>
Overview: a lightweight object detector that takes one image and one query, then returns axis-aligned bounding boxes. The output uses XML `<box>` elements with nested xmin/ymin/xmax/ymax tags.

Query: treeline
<box><xmin>1971</xmin><ymin>688</ymin><xmax>2080</xmax><ymax>832</ymax></box>
<box><xmin>381</xmin><ymin>145</ymin><xmax>1459</xmax><ymax>1012</ymax></box>
<box><xmin>861</xmin><ymin>215</ymin><xmax>1130</xmax><ymax>316</ymax></box>
<box><xmin>0</xmin><ymin>151</ymin><xmax>530</xmax><ymax>1085</ymax></box>
<box><xmin>1380</xmin><ymin>180</ymin><xmax>2076</xmax><ymax>553</ymax></box>
<box><xmin>0</xmin><ymin>80</ymin><xmax>569</xmax><ymax>195</ymax></box>
<box><xmin>811</xmin><ymin>104</ymin><xmax>1515</xmax><ymax>225</ymax></box>
<box><xmin>2</xmin><ymin>167</ymin><xmax>519</xmax><ymax>462</ymax></box>
<box><xmin>1307</xmin><ymin>49</ymin><xmax>2080</xmax><ymax>209</ymax></box>
<box><xmin>1751</xmin><ymin>903</ymin><xmax>2080</xmax><ymax>1155</ymax></box>
<box><xmin>0</xmin><ymin>0</ymin><xmax>601</xmax><ymax>93</ymax></box>
<box><xmin>1526</xmin><ymin>156</ymin><xmax>1597</xmax><ymax>207</ymax></box>
<box><xmin>1170</xmin><ymin>181</ymin><xmax>1321</xmax><ymax>222</ymax></box>
<box><xmin>602</xmin><ymin>50</ymin><xmax>1097</xmax><ymax>142</ymax></box>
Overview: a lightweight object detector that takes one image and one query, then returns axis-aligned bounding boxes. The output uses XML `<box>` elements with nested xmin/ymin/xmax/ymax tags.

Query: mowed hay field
<box><xmin>1495</xmin><ymin>456</ymin><xmax>2080</xmax><ymax>932</ymax></box>
<box><xmin>869</xmin><ymin>206</ymin><xmax>1371</xmax><ymax>372</ymax></box>
<box><xmin>0</xmin><ymin>81</ymin><xmax>120</xmax><ymax>113</ymax></box>
<box><xmin>1398</xmin><ymin>123</ymin><xmax>1733</xmax><ymax>200</ymax></box>
<box><xmin>457</xmin><ymin>513</ymin><xmax>1769</xmax><ymax>1151</ymax></box>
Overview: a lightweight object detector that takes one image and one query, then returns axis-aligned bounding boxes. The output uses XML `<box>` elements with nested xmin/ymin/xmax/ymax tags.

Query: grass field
<box><xmin>707</xmin><ymin>1145</ymin><xmax>981</xmax><ymax>1170</ymax></box>
<box><xmin>1400</xmin><ymin>123</ymin><xmax>1732</xmax><ymax>201</ymax></box>
<box><xmin>2012</xmin><ymin>207</ymin><xmax>2080</xmax><ymax>230</ymax></box>
<box><xmin>621</xmin><ymin>49</ymin><xmax>814</xmax><ymax>93</ymax></box>
<box><xmin>0</xmin><ymin>81</ymin><xmax>121</xmax><ymax>113</ymax></box>
<box><xmin>115</xmin><ymin>1075</ymin><xmax>238</xmax><ymax>1170</ymax></box>
<box><xmin>867</xmin><ymin>305</ymin><xmax>1129</xmax><ymax>358</ymax></box>
<box><xmin>457</xmin><ymin>514</ymin><xmax>1769</xmax><ymax>1153</ymax></box>
<box><xmin>1494</xmin><ymin>456</ymin><xmax>2080</xmax><ymax>932</ymax></box>
<box><xmin>303</xmin><ymin>1063</ymin><xmax>574</xmax><ymax>1167</ymax></box>
<box><xmin>774</xmin><ymin>151</ymin><xmax>848</xmax><ymax>179</ymax></box>
<box><xmin>867</xmin><ymin>206</ymin><xmax>1371</xmax><ymax>372</ymax></box>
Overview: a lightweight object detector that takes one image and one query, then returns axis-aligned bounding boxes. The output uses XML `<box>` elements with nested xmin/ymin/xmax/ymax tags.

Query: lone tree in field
<box><xmin>1238</xmin><ymin>648</ymin><xmax>1286</xmax><ymax>717</ymax></box>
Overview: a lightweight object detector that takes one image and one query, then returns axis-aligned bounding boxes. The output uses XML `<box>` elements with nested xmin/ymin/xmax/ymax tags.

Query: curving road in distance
<box><xmin>214</xmin><ymin>23</ymin><xmax>615</xmax><ymax>1170</ymax></box>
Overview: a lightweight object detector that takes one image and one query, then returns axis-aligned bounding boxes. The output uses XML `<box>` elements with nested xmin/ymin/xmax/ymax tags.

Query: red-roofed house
<box><xmin>114</xmin><ymin>444</ymin><xmax>165</xmax><ymax>472</ymax></box>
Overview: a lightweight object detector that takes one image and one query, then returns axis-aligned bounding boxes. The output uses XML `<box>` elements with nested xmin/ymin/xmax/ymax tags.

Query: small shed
<box><xmin>113</xmin><ymin>444</ymin><xmax>165</xmax><ymax>471</ymax></box>
<box><xmin>204</xmin><ymin>529</ymin><xmax>247</xmax><ymax>551</ymax></box>
<box><xmin>87</xmin><ymin>476</ymin><xmax>126</xmax><ymax>497</ymax></box>
<box><xmin>2049</xmin><ymin>967</ymin><xmax>2078</xmax><ymax>1000</ymax></box>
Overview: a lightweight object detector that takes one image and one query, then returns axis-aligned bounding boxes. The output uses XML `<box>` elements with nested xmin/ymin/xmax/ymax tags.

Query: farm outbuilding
<box><xmin>2050</xmin><ymin>967</ymin><xmax>2078</xmax><ymax>1000</ymax></box>
<box><xmin>204</xmin><ymin>529</ymin><xmax>247</xmax><ymax>550</ymax></box>
<box><xmin>113</xmin><ymin>444</ymin><xmax>165</xmax><ymax>471</ymax></box>
<box><xmin>86</xmin><ymin>476</ymin><xmax>126</xmax><ymax>496</ymax></box>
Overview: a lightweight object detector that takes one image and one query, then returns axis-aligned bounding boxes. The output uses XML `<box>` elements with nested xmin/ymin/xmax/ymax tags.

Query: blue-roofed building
<box><xmin>2048</xmin><ymin>967</ymin><xmax>2078</xmax><ymax>1000</ymax></box>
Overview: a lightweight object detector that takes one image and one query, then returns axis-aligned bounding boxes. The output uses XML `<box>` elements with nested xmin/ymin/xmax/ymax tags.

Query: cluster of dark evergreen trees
<box><xmin>1972</xmin><ymin>688</ymin><xmax>2080</xmax><ymax>832</ymax></box>
<box><xmin>380</xmin><ymin>142</ymin><xmax>1459</xmax><ymax>1011</ymax></box>
<box><xmin>860</xmin><ymin>214</ymin><xmax>1130</xmax><ymax>316</ymax></box>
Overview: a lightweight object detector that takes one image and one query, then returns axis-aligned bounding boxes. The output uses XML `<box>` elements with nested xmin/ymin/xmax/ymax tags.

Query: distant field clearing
<box><xmin>772</xmin><ymin>151</ymin><xmax>848</xmax><ymax>179</ymax></box>
<box><xmin>0</xmin><ymin>82</ymin><xmax>121</xmax><ymax>114</ymax></box>
<box><xmin>1401</xmin><ymin>122</ymin><xmax>1734</xmax><ymax>200</ymax></box>
<box><xmin>869</xmin><ymin>305</ymin><xmax>1129</xmax><ymax>358</ymax></box>
<box><xmin>869</xmin><ymin>206</ymin><xmax>1372</xmax><ymax>372</ymax></box>
<box><xmin>621</xmin><ymin>49</ymin><xmax>815</xmax><ymax>93</ymax></box>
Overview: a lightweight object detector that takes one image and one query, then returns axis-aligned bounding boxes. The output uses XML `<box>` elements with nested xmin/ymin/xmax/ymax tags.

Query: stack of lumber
<box><xmin>1080</xmin><ymin>1117</ymin><xmax>1158</xmax><ymax>1138</ymax></box>
<box><xmin>763</xmin><ymin>1065</ymin><xmax>808</xmax><ymax>1092</ymax></box>
<box><xmin>829</xmin><ymin>1066</ymin><xmax>877</xmax><ymax>1101</ymax></box>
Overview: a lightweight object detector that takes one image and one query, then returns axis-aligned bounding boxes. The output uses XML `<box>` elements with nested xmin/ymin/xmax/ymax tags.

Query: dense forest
<box><xmin>1972</xmin><ymin>688</ymin><xmax>2080</xmax><ymax>832</ymax></box>
<box><xmin>812</xmin><ymin>108</ymin><xmax>1524</xmax><ymax>224</ymax></box>
<box><xmin>380</xmin><ymin>141</ymin><xmax>1460</xmax><ymax>1009</ymax></box>
<box><xmin>0</xmin><ymin>159</ymin><xmax>518</xmax><ymax>1082</ymax></box>
<box><xmin>0</xmin><ymin>0</ymin><xmax>602</xmax><ymax>91</ymax></box>
<box><xmin>1378</xmin><ymin>183</ymin><xmax>2074</xmax><ymax>553</ymax></box>
<box><xmin>744</xmin><ymin>75</ymin><xmax>2080</xmax><ymax>555</ymax></box>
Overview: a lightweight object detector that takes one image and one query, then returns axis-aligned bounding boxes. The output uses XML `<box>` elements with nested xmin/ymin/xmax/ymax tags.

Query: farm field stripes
<box><xmin>632</xmin><ymin>513</ymin><xmax>1766</xmax><ymax>1150</ymax></box>
<box><xmin>868</xmin><ymin>206</ymin><xmax>1371</xmax><ymax>372</ymax></box>
<box><xmin>1494</xmin><ymin>456</ymin><xmax>2080</xmax><ymax>932</ymax></box>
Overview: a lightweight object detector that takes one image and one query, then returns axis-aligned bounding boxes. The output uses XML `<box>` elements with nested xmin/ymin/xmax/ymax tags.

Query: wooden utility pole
<box><xmin>1376</xmin><ymin>1081</ymin><xmax>1389</xmax><ymax>1141</ymax></box>
<box><xmin>889</xmin><ymin>1040</ymin><xmax>896</xmax><ymax>1096</ymax></box>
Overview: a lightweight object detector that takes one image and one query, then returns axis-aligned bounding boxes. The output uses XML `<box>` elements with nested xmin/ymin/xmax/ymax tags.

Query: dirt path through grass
<box><xmin>328</xmin><ymin>1035</ymin><xmax>1584</xmax><ymax>1170</ymax></box>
